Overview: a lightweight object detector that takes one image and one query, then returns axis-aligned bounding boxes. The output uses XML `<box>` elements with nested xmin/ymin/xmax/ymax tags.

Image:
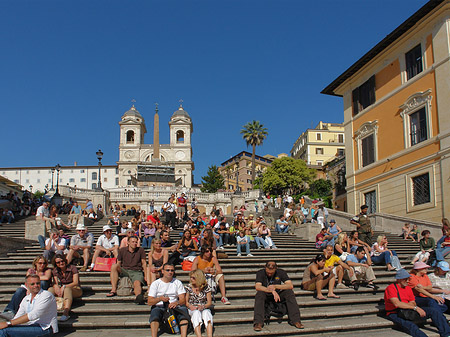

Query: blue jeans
<box><xmin>149</xmin><ymin>305</ymin><xmax>189</xmax><ymax>324</ymax></box>
<box><xmin>4</xmin><ymin>288</ymin><xmax>27</xmax><ymax>314</ymax></box>
<box><xmin>237</xmin><ymin>242</ymin><xmax>250</xmax><ymax>255</ymax></box>
<box><xmin>414</xmin><ymin>296</ymin><xmax>447</xmax><ymax>314</ymax></box>
<box><xmin>255</xmin><ymin>237</ymin><xmax>268</xmax><ymax>248</ymax></box>
<box><xmin>215</xmin><ymin>236</ymin><xmax>222</xmax><ymax>248</ymax></box>
<box><xmin>387</xmin><ymin>305</ymin><xmax>450</xmax><ymax>337</ymax></box>
<box><xmin>372</xmin><ymin>251</ymin><xmax>397</xmax><ymax>266</ymax></box>
<box><xmin>275</xmin><ymin>224</ymin><xmax>289</xmax><ymax>234</ymax></box>
<box><xmin>142</xmin><ymin>236</ymin><xmax>153</xmax><ymax>249</ymax></box>
<box><xmin>436</xmin><ymin>246</ymin><xmax>450</xmax><ymax>261</ymax></box>
<box><xmin>1</xmin><ymin>215</ymin><xmax>14</xmax><ymax>223</ymax></box>
<box><xmin>37</xmin><ymin>235</ymin><xmax>46</xmax><ymax>249</ymax></box>
<box><xmin>0</xmin><ymin>324</ymin><xmax>53</xmax><ymax>337</ymax></box>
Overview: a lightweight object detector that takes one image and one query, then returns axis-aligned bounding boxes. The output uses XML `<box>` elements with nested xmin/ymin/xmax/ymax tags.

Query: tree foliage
<box><xmin>240</xmin><ymin>120</ymin><xmax>268</xmax><ymax>187</ymax></box>
<box><xmin>308</xmin><ymin>178</ymin><xmax>333</xmax><ymax>199</ymax></box>
<box><xmin>200</xmin><ymin>165</ymin><xmax>225</xmax><ymax>193</ymax></box>
<box><xmin>262</xmin><ymin>157</ymin><xmax>315</xmax><ymax>196</ymax></box>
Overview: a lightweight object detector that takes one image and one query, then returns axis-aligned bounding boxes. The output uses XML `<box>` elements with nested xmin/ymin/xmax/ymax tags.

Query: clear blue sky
<box><xmin>1</xmin><ymin>0</ymin><xmax>427</xmax><ymax>184</ymax></box>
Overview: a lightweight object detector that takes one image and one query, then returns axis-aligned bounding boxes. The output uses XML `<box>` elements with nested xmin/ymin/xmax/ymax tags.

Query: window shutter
<box><xmin>368</xmin><ymin>75</ymin><xmax>376</xmax><ymax>106</ymax></box>
<box><xmin>352</xmin><ymin>88</ymin><xmax>360</xmax><ymax>116</ymax></box>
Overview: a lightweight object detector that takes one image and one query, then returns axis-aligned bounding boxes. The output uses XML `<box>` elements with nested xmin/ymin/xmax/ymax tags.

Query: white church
<box><xmin>0</xmin><ymin>104</ymin><xmax>195</xmax><ymax>192</ymax></box>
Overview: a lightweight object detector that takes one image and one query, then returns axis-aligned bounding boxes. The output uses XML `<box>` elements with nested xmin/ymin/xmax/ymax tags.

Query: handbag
<box><xmin>181</xmin><ymin>260</ymin><xmax>193</xmax><ymax>271</ymax></box>
<box><xmin>93</xmin><ymin>257</ymin><xmax>117</xmax><ymax>272</ymax></box>
<box><xmin>393</xmin><ymin>284</ymin><xmax>426</xmax><ymax>325</ymax></box>
<box><xmin>391</xmin><ymin>255</ymin><xmax>402</xmax><ymax>271</ymax></box>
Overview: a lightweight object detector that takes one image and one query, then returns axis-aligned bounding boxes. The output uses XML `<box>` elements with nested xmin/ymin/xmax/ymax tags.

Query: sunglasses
<box><xmin>55</xmin><ymin>260</ymin><xmax>65</xmax><ymax>265</ymax></box>
<box><xmin>164</xmin><ymin>269</ymin><xmax>175</xmax><ymax>272</ymax></box>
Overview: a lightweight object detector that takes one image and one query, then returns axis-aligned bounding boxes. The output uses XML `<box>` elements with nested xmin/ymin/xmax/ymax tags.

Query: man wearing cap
<box><xmin>253</xmin><ymin>261</ymin><xmax>304</xmax><ymax>331</ymax></box>
<box><xmin>89</xmin><ymin>225</ymin><xmax>119</xmax><ymax>271</ymax></box>
<box><xmin>67</xmin><ymin>224</ymin><xmax>94</xmax><ymax>272</ymax></box>
<box><xmin>350</xmin><ymin>205</ymin><xmax>373</xmax><ymax>246</ymax></box>
<box><xmin>384</xmin><ymin>268</ymin><xmax>450</xmax><ymax>337</ymax></box>
<box><xmin>429</xmin><ymin>261</ymin><xmax>450</xmax><ymax>314</ymax></box>
<box><xmin>409</xmin><ymin>261</ymin><xmax>448</xmax><ymax>313</ymax></box>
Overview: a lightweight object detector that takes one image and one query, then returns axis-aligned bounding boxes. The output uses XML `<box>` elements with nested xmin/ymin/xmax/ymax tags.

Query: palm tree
<box><xmin>240</xmin><ymin>120</ymin><xmax>268</xmax><ymax>187</ymax></box>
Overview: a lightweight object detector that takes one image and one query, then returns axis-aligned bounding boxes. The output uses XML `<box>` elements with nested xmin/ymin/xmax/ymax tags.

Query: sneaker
<box><xmin>247</xmin><ymin>254</ymin><xmax>254</xmax><ymax>257</ymax></box>
<box><xmin>59</xmin><ymin>314</ymin><xmax>70</xmax><ymax>322</ymax></box>
<box><xmin>221</xmin><ymin>297</ymin><xmax>231</xmax><ymax>305</ymax></box>
<box><xmin>237</xmin><ymin>253</ymin><xmax>242</xmax><ymax>257</ymax></box>
<box><xmin>336</xmin><ymin>283</ymin><xmax>348</xmax><ymax>289</ymax></box>
<box><xmin>219</xmin><ymin>246</ymin><xmax>224</xmax><ymax>250</ymax></box>
<box><xmin>134</xmin><ymin>293</ymin><xmax>144</xmax><ymax>305</ymax></box>
<box><xmin>226</xmin><ymin>244</ymin><xmax>231</xmax><ymax>247</ymax></box>
<box><xmin>0</xmin><ymin>311</ymin><xmax>15</xmax><ymax>320</ymax></box>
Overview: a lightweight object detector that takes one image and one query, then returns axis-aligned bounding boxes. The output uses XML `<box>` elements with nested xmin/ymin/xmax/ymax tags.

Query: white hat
<box><xmin>75</xmin><ymin>224</ymin><xmax>86</xmax><ymax>231</ymax></box>
<box><xmin>102</xmin><ymin>225</ymin><xmax>112</xmax><ymax>232</ymax></box>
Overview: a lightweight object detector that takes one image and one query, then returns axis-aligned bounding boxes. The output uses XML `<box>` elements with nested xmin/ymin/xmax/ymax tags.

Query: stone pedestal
<box><xmin>25</xmin><ymin>220</ymin><xmax>46</xmax><ymax>241</ymax></box>
<box><xmin>299</xmin><ymin>222</ymin><xmax>322</xmax><ymax>242</ymax></box>
<box><xmin>231</xmin><ymin>195</ymin><xmax>245</xmax><ymax>215</ymax></box>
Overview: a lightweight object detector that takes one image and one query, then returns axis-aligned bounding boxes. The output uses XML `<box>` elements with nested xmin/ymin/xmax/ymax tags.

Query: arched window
<box><xmin>126</xmin><ymin>130</ymin><xmax>135</xmax><ymax>144</ymax></box>
<box><xmin>176</xmin><ymin>130</ymin><xmax>184</xmax><ymax>143</ymax></box>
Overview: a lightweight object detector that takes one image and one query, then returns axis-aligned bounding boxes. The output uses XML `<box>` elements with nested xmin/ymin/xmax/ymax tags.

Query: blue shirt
<box><xmin>346</xmin><ymin>254</ymin><xmax>367</xmax><ymax>264</ymax></box>
<box><xmin>71</xmin><ymin>205</ymin><xmax>82</xmax><ymax>214</ymax></box>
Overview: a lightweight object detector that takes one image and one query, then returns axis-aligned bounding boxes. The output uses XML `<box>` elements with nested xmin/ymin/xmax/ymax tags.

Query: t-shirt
<box><xmin>45</xmin><ymin>237</ymin><xmax>66</xmax><ymax>252</ymax></box>
<box><xmin>384</xmin><ymin>283</ymin><xmax>415</xmax><ymax>314</ymax></box>
<box><xmin>255</xmin><ymin>268</ymin><xmax>290</xmax><ymax>287</ymax></box>
<box><xmin>148</xmin><ymin>278</ymin><xmax>186</xmax><ymax>306</ymax></box>
<box><xmin>177</xmin><ymin>197</ymin><xmax>187</xmax><ymax>207</ymax></box>
<box><xmin>408</xmin><ymin>273</ymin><xmax>432</xmax><ymax>297</ymax></box>
<box><xmin>71</xmin><ymin>205</ymin><xmax>82</xmax><ymax>214</ymax></box>
<box><xmin>237</xmin><ymin>235</ymin><xmax>249</xmax><ymax>244</ymax></box>
<box><xmin>96</xmin><ymin>234</ymin><xmax>119</xmax><ymax>249</ymax></box>
<box><xmin>276</xmin><ymin>219</ymin><xmax>288</xmax><ymax>229</ymax></box>
<box><xmin>325</xmin><ymin>255</ymin><xmax>341</xmax><ymax>268</ymax></box>
<box><xmin>428</xmin><ymin>272</ymin><xmax>450</xmax><ymax>300</ymax></box>
<box><xmin>118</xmin><ymin>246</ymin><xmax>145</xmax><ymax>271</ymax></box>
<box><xmin>70</xmin><ymin>234</ymin><xmax>94</xmax><ymax>247</ymax></box>
<box><xmin>36</xmin><ymin>205</ymin><xmax>49</xmax><ymax>217</ymax></box>
<box><xmin>346</xmin><ymin>254</ymin><xmax>367</xmax><ymax>264</ymax></box>
<box><xmin>52</xmin><ymin>264</ymin><xmax>79</xmax><ymax>286</ymax></box>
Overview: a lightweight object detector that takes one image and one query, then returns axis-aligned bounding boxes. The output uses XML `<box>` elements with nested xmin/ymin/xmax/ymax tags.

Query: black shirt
<box><xmin>255</xmin><ymin>268</ymin><xmax>290</xmax><ymax>287</ymax></box>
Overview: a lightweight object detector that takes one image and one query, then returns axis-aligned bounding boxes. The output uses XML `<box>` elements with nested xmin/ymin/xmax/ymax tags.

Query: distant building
<box><xmin>323</xmin><ymin>155</ymin><xmax>347</xmax><ymax>212</ymax></box>
<box><xmin>290</xmin><ymin>121</ymin><xmax>345</xmax><ymax>167</ymax></box>
<box><xmin>322</xmin><ymin>0</ymin><xmax>450</xmax><ymax>222</ymax></box>
<box><xmin>218</xmin><ymin>151</ymin><xmax>273</xmax><ymax>192</ymax></box>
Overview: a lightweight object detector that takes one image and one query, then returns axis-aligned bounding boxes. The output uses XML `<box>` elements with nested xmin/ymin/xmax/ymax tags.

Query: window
<box><xmin>127</xmin><ymin>179</ymin><xmax>132</xmax><ymax>186</ymax></box>
<box><xmin>14</xmin><ymin>180</ymin><xmax>19</xmax><ymax>183</ymax></box>
<box><xmin>80</xmin><ymin>169</ymin><xmax>85</xmax><ymax>173</ymax></box>
<box><xmin>26</xmin><ymin>179</ymin><xmax>29</xmax><ymax>183</ymax></box>
<box><xmin>412</xmin><ymin>173</ymin><xmax>430</xmax><ymax>206</ymax></box>
<box><xmin>176</xmin><ymin>130</ymin><xmax>185</xmax><ymax>143</ymax></box>
<box><xmin>126</xmin><ymin>130</ymin><xmax>135</xmax><ymax>144</ymax></box>
<box><xmin>405</xmin><ymin>44</ymin><xmax>423</xmax><ymax>80</ymax></box>
<box><xmin>69</xmin><ymin>178</ymin><xmax>75</xmax><ymax>183</ymax></box>
<box><xmin>352</xmin><ymin>75</ymin><xmax>376</xmax><ymax>115</ymax></box>
<box><xmin>337</xmin><ymin>149</ymin><xmax>345</xmax><ymax>156</ymax></box>
<box><xmin>316</xmin><ymin>161</ymin><xmax>323</xmax><ymax>166</ymax></box>
<box><xmin>70</xmin><ymin>170</ymin><xmax>74</xmax><ymax>173</ymax></box>
<box><xmin>37</xmin><ymin>170</ymin><xmax>40</xmax><ymax>174</ymax></box>
<box><xmin>247</xmin><ymin>179</ymin><xmax>252</xmax><ymax>184</ymax></box>
<box><xmin>48</xmin><ymin>179</ymin><xmax>51</xmax><ymax>183</ymax></box>
<box><xmin>37</xmin><ymin>179</ymin><xmax>40</xmax><ymax>183</ymax></box>
<box><xmin>361</xmin><ymin>134</ymin><xmax>375</xmax><ymax>167</ymax></box>
<box><xmin>115</xmin><ymin>178</ymin><xmax>119</xmax><ymax>185</ymax></box>
<box><xmin>80</xmin><ymin>178</ymin><xmax>86</xmax><ymax>182</ymax></box>
<box><xmin>316</xmin><ymin>133</ymin><xmax>322</xmax><ymax>141</ymax></box>
<box><xmin>410</xmin><ymin>108</ymin><xmax>427</xmax><ymax>146</ymax></box>
<box><xmin>364</xmin><ymin>190</ymin><xmax>376</xmax><ymax>214</ymax></box>
<box><xmin>315</xmin><ymin>148</ymin><xmax>324</xmax><ymax>155</ymax></box>
<box><xmin>92</xmin><ymin>183</ymin><xmax>97</xmax><ymax>189</ymax></box>
<box><xmin>104</xmin><ymin>177</ymin><xmax>107</xmax><ymax>182</ymax></box>
<box><xmin>338</xmin><ymin>134</ymin><xmax>344</xmax><ymax>143</ymax></box>
<box><xmin>26</xmin><ymin>170</ymin><xmax>29</xmax><ymax>174</ymax></box>
<box><xmin>115</xmin><ymin>168</ymin><xmax>119</xmax><ymax>174</ymax></box>
<box><xmin>92</xmin><ymin>172</ymin><xmax>97</xmax><ymax>180</ymax></box>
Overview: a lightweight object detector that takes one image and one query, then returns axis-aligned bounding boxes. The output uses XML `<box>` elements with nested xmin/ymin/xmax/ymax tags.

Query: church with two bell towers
<box><xmin>117</xmin><ymin>103</ymin><xmax>194</xmax><ymax>188</ymax></box>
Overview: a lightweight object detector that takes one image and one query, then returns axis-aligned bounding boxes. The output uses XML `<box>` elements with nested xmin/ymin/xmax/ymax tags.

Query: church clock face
<box><xmin>175</xmin><ymin>151</ymin><xmax>185</xmax><ymax>160</ymax></box>
<box><xmin>124</xmin><ymin>151</ymin><xmax>134</xmax><ymax>159</ymax></box>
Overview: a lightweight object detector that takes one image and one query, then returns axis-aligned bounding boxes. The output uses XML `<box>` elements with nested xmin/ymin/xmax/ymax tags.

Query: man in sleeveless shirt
<box><xmin>350</xmin><ymin>205</ymin><xmax>373</xmax><ymax>246</ymax></box>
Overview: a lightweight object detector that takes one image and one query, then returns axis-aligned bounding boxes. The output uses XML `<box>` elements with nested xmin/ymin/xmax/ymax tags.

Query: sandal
<box><xmin>315</xmin><ymin>296</ymin><xmax>327</xmax><ymax>301</ymax></box>
<box><xmin>106</xmin><ymin>291</ymin><xmax>117</xmax><ymax>297</ymax></box>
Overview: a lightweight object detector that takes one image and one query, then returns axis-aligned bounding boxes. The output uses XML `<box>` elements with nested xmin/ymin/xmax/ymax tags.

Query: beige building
<box><xmin>322</xmin><ymin>0</ymin><xmax>450</xmax><ymax>222</ymax></box>
<box><xmin>290</xmin><ymin>121</ymin><xmax>345</xmax><ymax>167</ymax></box>
<box><xmin>218</xmin><ymin>151</ymin><xmax>273</xmax><ymax>192</ymax></box>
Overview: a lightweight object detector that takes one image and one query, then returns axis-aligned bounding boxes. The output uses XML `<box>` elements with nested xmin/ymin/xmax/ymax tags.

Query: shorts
<box><xmin>120</xmin><ymin>268</ymin><xmax>145</xmax><ymax>284</ymax></box>
<box><xmin>302</xmin><ymin>282</ymin><xmax>316</xmax><ymax>291</ymax></box>
<box><xmin>149</xmin><ymin>305</ymin><xmax>189</xmax><ymax>323</ymax></box>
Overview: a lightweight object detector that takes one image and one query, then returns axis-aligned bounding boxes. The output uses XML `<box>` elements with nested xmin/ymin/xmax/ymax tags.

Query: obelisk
<box><xmin>153</xmin><ymin>103</ymin><xmax>160</xmax><ymax>161</ymax></box>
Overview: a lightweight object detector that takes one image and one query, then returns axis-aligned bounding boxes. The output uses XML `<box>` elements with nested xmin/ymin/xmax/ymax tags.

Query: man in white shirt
<box><xmin>0</xmin><ymin>274</ymin><xmax>58</xmax><ymax>336</ymax></box>
<box><xmin>163</xmin><ymin>196</ymin><xmax>177</xmax><ymax>229</ymax></box>
<box><xmin>35</xmin><ymin>203</ymin><xmax>55</xmax><ymax>231</ymax></box>
<box><xmin>89</xmin><ymin>225</ymin><xmax>119</xmax><ymax>271</ymax></box>
<box><xmin>43</xmin><ymin>228</ymin><xmax>66</xmax><ymax>262</ymax></box>
<box><xmin>148</xmin><ymin>263</ymin><xmax>189</xmax><ymax>337</ymax></box>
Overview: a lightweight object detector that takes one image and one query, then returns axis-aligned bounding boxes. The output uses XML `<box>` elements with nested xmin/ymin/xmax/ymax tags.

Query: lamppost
<box><xmin>257</xmin><ymin>170</ymin><xmax>263</xmax><ymax>200</ymax></box>
<box><xmin>96</xmin><ymin>149</ymin><xmax>103</xmax><ymax>191</ymax></box>
<box><xmin>234</xmin><ymin>157</ymin><xmax>240</xmax><ymax>195</ymax></box>
<box><xmin>54</xmin><ymin>164</ymin><xmax>61</xmax><ymax>197</ymax></box>
<box><xmin>51</xmin><ymin>167</ymin><xmax>55</xmax><ymax>191</ymax></box>
<box><xmin>45</xmin><ymin>184</ymin><xmax>49</xmax><ymax>193</ymax></box>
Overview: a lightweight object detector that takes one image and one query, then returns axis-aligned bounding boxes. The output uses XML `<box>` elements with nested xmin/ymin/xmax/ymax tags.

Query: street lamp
<box><xmin>234</xmin><ymin>157</ymin><xmax>240</xmax><ymax>195</ymax></box>
<box><xmin>96</xmin><ymin>149</ymin><xmax>103</xmax><ymax>191</ymax></box>
<box><xmin>54</xmin><ymin>164</ymin><xmax>61</xmax><ymax>196</ymax></box>
<box><xmin>51</xmin><ymin>167</ymin><xmax>55</xmax><ymax>191</ymax></box>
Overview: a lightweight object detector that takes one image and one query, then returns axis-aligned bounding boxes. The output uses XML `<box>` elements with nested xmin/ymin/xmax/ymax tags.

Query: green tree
<box><xmin>262</xmin><ymin>157</ymin><xmax>315</xmax><ymax>196</ymax></box>
<box><xmin>307</xmin><ymin>178</ymin><xmax>333</xmax><ymax>207</ymax></box>
<box><xmin>240</xmin><ymin>120</ymin><xmax>268</xmax><ymax>187</ymax></box>
<box><xmin>200</xmin><ymin>165</ymin><xmax>225</xmax><ymax>193</ymax></box>
<box><xmin>33</xmin><ymin>190</ymin><xmax>45</xmax><ymax>199</ymax></box>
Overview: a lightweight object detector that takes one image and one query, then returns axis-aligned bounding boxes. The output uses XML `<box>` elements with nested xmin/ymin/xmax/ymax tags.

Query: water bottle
<box><xmin>168</xmin><ymin>312</ymin><xmax>180</xmax><ymax>333</ymax></box>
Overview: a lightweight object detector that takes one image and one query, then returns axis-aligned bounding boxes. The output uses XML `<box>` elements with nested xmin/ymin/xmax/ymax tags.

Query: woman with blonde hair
<box><xmin>334</xmin><ymin>233</ymin><xmax>350</xmax><ymax>255</ymax></box>
<box><xmin>371</xmin><ymin>235</ymin><xmax>399</xmax><ymax>271</ymax></box>
<box><xmin>147</xmin><ymin>239</ymin><xmax>168</xmax><ymax>284</ymax></box>
<box><xmin>185</xmin><ymin>269</ymin><xmax>213</xmax><ymax>337</ymax></box>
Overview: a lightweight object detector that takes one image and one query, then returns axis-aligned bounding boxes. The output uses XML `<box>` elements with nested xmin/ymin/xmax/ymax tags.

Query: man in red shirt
<box><xmin>177</xmin><ymin>193</ymin><xmax>187</xmax><ymax>220</ymax></box>
<box><xmin>384</xmin><ymin>268</ymin><xmax>450</xmax><ymax>337</ymax></box>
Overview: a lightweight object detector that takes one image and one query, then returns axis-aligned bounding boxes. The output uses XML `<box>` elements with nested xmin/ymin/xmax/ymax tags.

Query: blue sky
<box><xmin>1</xmin><ymin>0</ymin><xmax>427</xmax><ymax>183</ymax></box>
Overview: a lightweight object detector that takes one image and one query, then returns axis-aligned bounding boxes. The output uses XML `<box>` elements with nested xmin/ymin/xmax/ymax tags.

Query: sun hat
<box><xmin>413</xmin><ymin>261</ymin><xmax>431</xmax><ymax>270</ymax></box>
<box><xmin>102</xmin><ymin>225</ymin><xmax>112</xmax><ymax>232</ymax></box>
<box><xmin>75</xmin><ymin>224</ymin><xmax>86</xmax><ymax>231</ymax></box>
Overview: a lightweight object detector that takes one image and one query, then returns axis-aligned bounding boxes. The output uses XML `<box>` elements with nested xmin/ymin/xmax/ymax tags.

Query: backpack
<box><xmin>117</xmin><ymin>277</ymin><xmax>133</xmax><ymax>296</ymax></box>
<box><xmin>264</xmin><ymin>298</ymin><xmax>287</xmax><ymax>324</ymax></box>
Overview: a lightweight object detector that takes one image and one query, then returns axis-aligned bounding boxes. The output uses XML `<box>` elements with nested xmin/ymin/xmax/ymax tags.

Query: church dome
<box><xmin>122</xmin><ymin>105</ymin><xmax>143</xmax><ymax>119</ymax></box>
<box><xmin>171</xmin><ymin>105</ymin><xmax>191</xmax><ymax>119</ymax></box>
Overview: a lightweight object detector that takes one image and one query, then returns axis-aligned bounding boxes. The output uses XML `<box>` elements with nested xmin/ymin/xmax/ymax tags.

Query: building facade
<box><xmin>218</xmin><ymin>151</ymin><xmax>273</xmax><ymax>192</ymax></box>
<box><xmin>290</xmin><ymin>121</ymin><xmax>345</xmax><ymax>167</ymax></box>
<box><xmin>322</xmin><ymin>0</ymin><xmax>450</xmax><ymax>222</ymax></box>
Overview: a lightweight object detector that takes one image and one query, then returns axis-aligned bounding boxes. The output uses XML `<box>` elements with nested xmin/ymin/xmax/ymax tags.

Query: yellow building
<box><xmin>218</xmin><ymin>151</ymin><xmax>273</xmax><ymax>192</ymax></box>
<box><xmin>322</xmin><ymin>0</ymin><xmax>450</xmax><ymax>222</ymax></box>
<box><xmin>290</xmin><ymin>121</ymin><xmax>345</xmax><ymax>167</ymax></box>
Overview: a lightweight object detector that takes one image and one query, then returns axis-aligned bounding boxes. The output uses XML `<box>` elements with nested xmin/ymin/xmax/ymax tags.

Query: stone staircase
<box><xmin>0</xmin><ymin>216</ymin><xmax>444</xmax><ymax>336</ymax></box>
